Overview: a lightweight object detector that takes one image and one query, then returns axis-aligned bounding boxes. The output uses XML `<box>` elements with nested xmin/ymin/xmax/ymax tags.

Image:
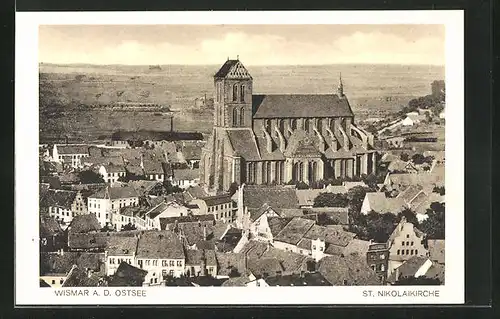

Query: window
<box><xmin>406</xmin><ymin>249</ymin><xmax>409</xmax><ymax>255</ymax></box>
<box><xmin>401</xmin><ymin>241</ymin><xmax>405</xmax><ymax>246</ymax></box>
<box><xmin>60</xmin><ymin>279</ymin><xmax>64</xmax><ymax>284</ymax></box>
<box><xmin>169</xmin><ymin>270</ymin><xmax>174</xmax><ymax>276</ymax></box>
<box><xmin>154</xmin><ymin>278</ymin><xmax>158</xmax><ymax>284</ymax></box>
<box><xmin>401</xmin><ymin>250</ymin><xmax>404</xmax><ymax>255</ymax></box>
<box><xmin>406</xmin><ymin>234</ymin><xmax>410</xmax><ymax>238</ymax></box>
<box><xmin>240</xmin><ymin>108</ymin><xmax>245</xmax><ymax>126</ymax></box>
<box><xmin>380</xmin><ymin>254</ymin><xmax>385</xmax><ymax>260</ymax></box>
<box><xmin>411</xmin><ymin>241</ymin><xmax>414</xmax><ymax>246</ymax></box>
<box><xmin>240</xmin><ymin>85</ymin><xmax>245</xmax><ymax>102</ymax></box>
<box><xmin>300</xmin><ymin>250</ymin><xmax>303</xmax><ymax>254</ymax></box>
<box><xmin>110</xmin><ymin>258</ymin><xmax>115</xmax><ymax>264</ymax></box>
<box><xmin>319</xmin><ymin>246</ymin><xmax>324</xmax><ymax>252</ymax></box>
<box><xmin>177</xmin><ymin>261</ymin><xmax>182</xmax><ymax>267</ymax></box>
<box><xmin>52</xmin><ymin>280</ymin><xmax>55</xmax><ymax>284</ymax></box>
<box><xmin>343</xmin><ymin>280</ymin><xmax>348</xmax><ymax>285</ymax></box>
<box><xmin>150</xmin><ymin>278</ymin><xmax>153</xmax><ymax>284</ymax></box>
<box><xmin>153</xmin><ymin>260</ymin><xmax>158</xmax><ymax>266</ymax></box>
<box><xmin>146</xmin><ymin>260</ymin><xmax>150</xmax><ymax>266</ymax></box>
<box><xmin>397</xmin><ymin>249</ymin><xmax>400</xmax><ymax>255</ymax></box>
<box><xmin>312</xmin><ymin>245</ymin><xmax>316</xmax><ymax>250</ymax></box>
<box><xmin>169</xmin><ymin>261</ymin><xmax>175</xmax><ymax>266</ymax></box>
<box><xmin>370</xmin><ymin>264</ymin><xmax>376</xmax><ymax>271</ymax></box>
<box><xmin>232</xmin><ymin>84</ymin><xmax>238</xmax><ymax>101</ymax></box>
<box><xmin>380</xmin><ymin>264</ymin><xmax>385</xmax><ymax>271</ymax></box>
<box><xmin>415</xmin><ymin>250</ymin><xmax>418</xmax><ymax>255</ymax></box>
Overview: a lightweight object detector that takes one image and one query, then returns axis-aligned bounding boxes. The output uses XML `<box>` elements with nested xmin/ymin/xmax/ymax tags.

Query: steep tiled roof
<box><xmin>318</xmin><ymin>254</ymin><xmax>381</xmax><ymax>286</ymax></box>
<box><xmin>55</xmin><ymin>144</ymin><xmax>89</xmax><ymax>155</ymax></box>
<box><xmin>274</xmin><ymin>217</ymin><xmax>315</xmax><ymax>245</ymax></box>
<box><xmin>387</xmin><ymin>256</ymin><xmax>430</xmax><ymax>282</ymax></box>
<box><xmin>185</xmin><ymin>249</ymin><xmax>204</xmax><ymax>266</ymax></box>
<box><xmin>267</xmin><ymin>217</ymin><xmax>293</xmax><ymax>236</ymax></box>
<box><xmin>427</xmin><ymin>239</ymin><xmax>445</xmax><ymax>264</ymax></box>
<box><xmin>68</xmin><ymin>230</ymin><xmax>141</xmax><ymax>250</ymax></box>
<box><xmin>364</xmin><ymin>192</ymin><xmax>406</xmax><ymax>214</ymax></box>
<box><xmin>182</xmin><ymin>144</ymin><xmax>203</xmax><ymax>160</ymax></box>
<box><xmin>397</xmin><ymin>184</ymin><xmax>424</xmax><ymax>203</ymax></box>
<box><xmin>304</xmin><ymin>224</ymin><xmax>356</xmax><ymax>247</ymax></box>
<box><xmin>243</xmin><ymin>185</ymin><xmax>300</xmax><ymax>213</ymax></box>
<box><xmin>108</xmin><ymin>262</ymin><xmax>148</xmax><ymax>287</ymax></box>
<box><xmin>261</xmin><ymin>247</ymin><xmax>311</xmax><ymax>274</ymax></box>
<box><xmin>69</xmin><ymin>214</ymin><xmax>101</xmax><ymax>233</ymax></box>
<box><xmin>265</xmin><ymin>272</ymin><xmax>331</xmax><ymax>286</ymax></box>
<box><xmin>303</xmin><ymin>207</ymin><xmax>349</xmax><ymax>225</ymax></box>
<box><xmin>90</xmin><ymin>186</ymin><xmax>139</xmax><ymax>200</ymax></box>
<box><xmin>62</xmin><ymin>265</ymin><xmax>102</xmax><ymax>287</ymax></box>
<box><xmin>185</xmin><ymin>186</ymin><xmax>209</xmax><ymax>199</ymax></box>
<box><xmin>226</xmin><ymin>129</ymin><xmax>261</xmax><ymax>160</ymax></box>
<box><xmin>101</xmin><ymin>163</ymin><xmax>126</xmax><ymax>173</ymax></box>
<box><xmin>203</xmin><ymin>193</ymin><xmax>232</xmax><ymax>207</ymax></box>
<box><xmin>342</xmin><ymin>239</ymin><xmax>372</xmax><ymax>257</ymax></box>
<box><xmin>215</xmin><ymin>252</ymin><xmax>246</xmax><ymax>277</ymax></box>
<box><xmin>40</xmin><ymin>216</ymin><xmax>63</xmax><ymax>237</ymax></box>
<box><xmin>214</xmin><ymin>60</ymin><xmax>251</xmax><ymax>79</ymax></box>
<box><xmin>160</xmin><ymin>214</ymin><xmax>214</xmax><ymax>230</ymax></box>
<box><xmin>249</xmin><ymin>203</ymin><xmax>273</xmax><ymax>222</ymax></box>
<box><xmin>127</xmin><ymin>180</ymin><xmax>161</xmax><ymax>196</ymax></box>
<box><xmin>41</xmin><ymin>189</ymin><xmax>77</xmax><ymax>210</ymax></box>
<box><xmin>142</xmin><ymin>159</ymin><xmax>165</xmax><ymax>175</ymax></box>
<box><xmin>221</xmin><ymin>276</ymin><xmax>249</xmax><ymax>286</ymax></box>
<box><xmin>252</xmin><ymin>94</ymin><xmax>353</xmax><ymax>119</ymax></box>
<box><xmin>106</xmin><ymin>237</ymin><xmax>138</xmax><ymax>256</ymax></box>
<box><xmin>296</xmin><ymin>189</ymin><xmax>324</xmax><ymax>207</ymax></box>
<box><xmin>173</xmin><ymin>168</ymin><xmax>200</xmax><ymax>180</ymax></box>
<box><xmin>136</xmin><ymin>230</ymin><xmax>185</xmax><ymax>259</ymax></box>
<box><xmin>40</xmin><ymin>252</ymin><xmax>103</xmax><ymax>276</ymax></box>
<box><xmin>247</xmin><ymin>258</ymin><xmax>284</xmax><ymax>277</ymax></box>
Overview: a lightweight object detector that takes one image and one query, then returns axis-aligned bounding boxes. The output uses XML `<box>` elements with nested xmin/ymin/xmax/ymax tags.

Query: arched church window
<box><xmin>304</xmin><ymin>119</ymin><xmax>310</xmax><ymax>132</ymax></box>
<box><xmin>233</xmin><ymin>84</ymin><xmax>238</xmax><ymax>102</ymax></box>
<box><xmin>291</xmin><ymin>119</ymin><xmax>297</xmax><ymax>130</ymax></box>
<box><xmin>233</xmin><ymin>108</ymin><xmax>238</xmax><ymax>126</ymax></box>
<box><xmin>316</xmin><ymin>118</ymin><xmax>322</xmax><ymax>132</ymax></box>
<box><xmin>298</xmin><ymin>162</ymin><xmax>304</xmax><ymax>182</ymax></box>
<box><xmin>240</xmin><ymin>85</ymin><xmax>245</xmax><ymax>102</ymax></box>
<box><xmin>278</xmin><ymin>120</ymin><xmax>285</xmax><ymax>133</ymax></box>
<box><xmin>240</xmin><ymin>108</ymin><xmax>245</xmax><ymax>126</ymax></box>
<box><xmin>267</xmin><ymin>162</ymin><xmax>272</xmax><ymax>184</ymax></box>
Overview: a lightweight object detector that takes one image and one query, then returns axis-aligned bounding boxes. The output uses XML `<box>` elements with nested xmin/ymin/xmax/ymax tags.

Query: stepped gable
<box><xmin>252</xmin><ymin>94</ymin><xmax>354</xmax><ymax>119</ymax></box>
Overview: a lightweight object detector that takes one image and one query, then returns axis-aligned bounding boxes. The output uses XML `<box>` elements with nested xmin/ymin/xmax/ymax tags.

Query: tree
<box><xmin>163</xmin><ymin>180</ymin><xmax>183</xmax><ymax>194</ymax></box>
<box><xmin>397</xmin><ymin>208</ymin><xmax>419</xmax><ymax>227</ymax></box>
<box><xmin>420</xmin><ymin>202</ymin><xmax>445</xmax><ymax>239</ymax></box>
<box><xmin>365</xmin><ymin>211</ymin><xmax>398</xmax><ymax>243</ymax></box>
<box><xmin>411</xmin><ymin>153</ymin><xmax>426</xmax><ymax>165</ymax></box>
<box><xmin>347</xmin><ymin>186</ymin><xmax>370</xmax><ymax>213</ymax></box>
<box><xmin>432</xmin><ymin>186</ymin><xmax>445</xmax><ymax>195</ymax></box>
<box><xmin>400</xmin><ymin>153</ymin><xmax>410</xmax><ymax>162</ymax></box>
<box><xmin>228</xmin><ymin>182</ymin><xmax>239</xmax><ymax>197</ymax></box>
<box><xmin>313</xmin><ymin>192</ymin><xmax>349</xmax><ymax>208</ymax></box>
<box><xmin>78</xmin><ymin>170</ymin><xmax>105</xmax><ymax>184</ymax></box>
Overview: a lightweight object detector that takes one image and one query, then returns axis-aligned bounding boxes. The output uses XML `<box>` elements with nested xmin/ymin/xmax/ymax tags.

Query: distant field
<box><xmin>39</xmin><ymin>63</ymin><xmax>445</xmax><ymax>140</ymax></box>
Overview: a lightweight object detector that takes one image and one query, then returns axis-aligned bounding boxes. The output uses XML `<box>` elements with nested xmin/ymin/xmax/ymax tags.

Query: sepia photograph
<box><xmin>16</xmin><ymin>11</ymin><xmax>464</xmax><ymax>305</ymax></box>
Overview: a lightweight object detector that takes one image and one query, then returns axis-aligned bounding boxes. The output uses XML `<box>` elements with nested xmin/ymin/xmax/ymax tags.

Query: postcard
<box><xmin>15</xmin><ymin>10</ymin><xmax>464</xmax><ymax>305</ymax></box>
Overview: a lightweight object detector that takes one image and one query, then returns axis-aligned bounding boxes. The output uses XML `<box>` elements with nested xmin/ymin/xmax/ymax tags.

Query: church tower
<box><xmin>213</xmin><ymin>57</ymin><xmax>253</xmax><ymax>128</ymax></box>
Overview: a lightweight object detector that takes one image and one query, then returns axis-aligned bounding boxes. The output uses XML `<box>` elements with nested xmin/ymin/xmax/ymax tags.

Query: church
<box><xmin>200</xmin><ymin>58</ymin><xmax>378</xmax><ymax>192</ymax></box>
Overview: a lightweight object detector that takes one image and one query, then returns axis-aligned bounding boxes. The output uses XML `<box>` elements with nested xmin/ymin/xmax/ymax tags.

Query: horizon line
<box><xmin>39</xmin><ymin>61</ymin><xmax>445</xmax><ymax>67</ymax></box>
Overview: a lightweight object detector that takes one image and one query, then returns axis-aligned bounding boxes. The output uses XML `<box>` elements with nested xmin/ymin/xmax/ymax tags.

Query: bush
<box><xmin>313</xmin><ymin>193</ymin><xmax>349</xmax><ymax>208</ymax></box>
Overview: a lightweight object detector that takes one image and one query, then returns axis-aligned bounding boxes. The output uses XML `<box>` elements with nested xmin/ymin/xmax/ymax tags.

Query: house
<box><xmin>184</xmin><ymin>185</ymin><xmax>209</xmax><ymax>201</ymax></box>
<box><xmin>39</xmin><ymin>216</ymin><xmax>65</xmax><ymax>252</ymax></box>
<box><xmin>246</xmin><ymin>203</ymin><xmax>282</xmax><ymax>242</ymax></box>
<box><xmin>190</xmin><ymin>193</ymin><xmax>234</xmax><ymax>222</ymax></box>
<box><xmin>215</xmin><ymin>226</ymin><xmax>245</xmax><ymax>253</ymax></box>
<box><xmin>41</xmin><ymin>189</ymin><xmax>87</xmax><ymax>226</ymax></box>
<box><xmin>180</xmin><ymin>143</ymin><xmax>203</xmax><ymax>169</ymax></box>
<box><xmin>40</xmin><ymin>251</ymin><xmax>104</xmax><ymax>288</ymax></box>
<box><xmin>386</xmin><ymin>256</ymin><xmax>434</xmax><ymax>285</ymax></box>
<box><xmin>172</xmin><ymin>168</ymin><xmax>200</xmax><ymax>189</ymax></box>
<box><xmin>360</xmin><ymin>192</ymin><xmax>405</xmax><ymax>215</ymax></box>
<box><xmin>383</xmin><ymin>165</ymin><xmax>445</xmax><ymax>193</ymax></box>
<box><xmin>126</xmin><ymin>180</ymin><xmax>162</xmax><ymax>197</ymax></box>
<box><xmin>135</xmin><ymin>231</ymin><xmax>186</xmax><ymax>284</ymax></box>
<box><xmin>68</xmin><ymin>213</ymin><xmax>101</xmax><ymax>234</ymax></box>
<box><xmin>99</xmin><ymin>164</ymin><xmax>126</xmax><ymax>186</ymax></box>
<box><xmin>52</xmin><ymin>144</ymin><xmax>90</xmax><ymax>168</ymax></box>
<box><xmin>67</xmin><ymin>230</ymin><xmax>140</xmax><ymax>252</ymax></box>
<box><xmin>105</xmin><ymin>236</ymin><xmax>139</xmax><ymax>276</ymax></box>
<box><xmin>318</xmin><ymin>254</ymin><xmax>381</xmax><ymax>286</ymax></box>
<box><xmin>176</xmin><ymin>221</ymin><xmax>229</xmax><ymax>250</ymax></box>
<box><xmin>108</xmin><ymin>262</ymin><xmax>148</xmax><ymax>287</ymax></box>
<box><xmin>184</xmin><ymin>249</ymin><xmax>218</xmax><ymax>278</ymax></box>
<box><xmin>62</xmin><ymin>265</ymin><xmax>104</xmax><ymax>287</ymax></box>
<box><xmin>87</xmin><ymin>186</ymin><xmax>139</xmax><ymax>227</ymax></box>
<box><xmin>272</xmin><ymin>217</ymin><xmax>316</xmax><ymax>254</ymax></box>
<box><xmin>144</xmin><ymin>201</ymin><xmax>191</xmax><ymax>230</ymax></box>
<box><xmin>264</xmin><ymin>272</ymin><xmax>331</xmax><ymax>286</ymax></box>
<box><xmin>234</xmin><ymin>184</ymin><xmax>300</xmax><ymax>230</ymax></box>
<box><xmin>386</xmin><ymin>217</ymin><xmax>428</xmax><ymax>277</ymax></box>
<box><xmin>402</xmin><ymin>112</ymin><xmax>425</xmax><ymax>126</ymax></box>
<box><xmin>366</xmin><ymin>243</ymin><xmax>390</xmax><ymax>283</ymax></box>
<box><xmin>295</xmin><ymin>189</ymin><xmax>324</xmax><ymax>208</ymax></box>
<box><xmin>142</xmin><ymin>157</ymin><xmax>169</xmax><ymax>182</ymax></box>
<box><xmin>387</xmin><ymin>159</ymin><xmax>418</xmax><ymax>173</ymax></box>
<box><xmin>160</xmin><ymin>214</ymin><xmax>215</xmax><ymax>231</ymax></box>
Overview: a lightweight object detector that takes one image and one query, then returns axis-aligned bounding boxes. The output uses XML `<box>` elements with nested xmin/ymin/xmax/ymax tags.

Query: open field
<box><xmin>39</xmin><ymin>63</ymin><xmax>445</xmax><ymax>140</ymax></box>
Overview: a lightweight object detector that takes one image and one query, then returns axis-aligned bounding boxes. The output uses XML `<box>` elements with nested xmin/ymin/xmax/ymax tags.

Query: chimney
<box><xmin>170</xmin><ymin>116</ymin><xmax>174</xmax><ymax>132</ymax></box>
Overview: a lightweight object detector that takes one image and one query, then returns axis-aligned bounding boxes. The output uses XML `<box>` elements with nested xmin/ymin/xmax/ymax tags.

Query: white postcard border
<box><xmin>15</xmin><ymin>10</ymin><xmax>464</xmax><ymax>305</ymax></box>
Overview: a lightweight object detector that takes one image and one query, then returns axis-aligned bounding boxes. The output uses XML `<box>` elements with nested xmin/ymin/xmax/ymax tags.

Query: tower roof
<box><xmin>214</xmin><ymin>59</ymin><xmax>252</xmax><ymax>79</ymax></box>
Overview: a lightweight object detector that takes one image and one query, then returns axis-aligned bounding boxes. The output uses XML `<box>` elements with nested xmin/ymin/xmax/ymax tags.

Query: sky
<box><xmin>39</xmin><ymin>25</ymin><xmax>445</xmax><ymax>66</ymax></box>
